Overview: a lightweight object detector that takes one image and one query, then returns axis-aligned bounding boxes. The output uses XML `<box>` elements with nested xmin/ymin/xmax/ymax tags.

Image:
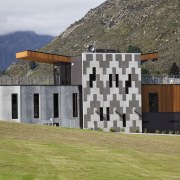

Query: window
<box><xmin>34</xmin><ymin>94</ymin><xmax>39</xmax><ymax>118</ymax></box>
<box><xmin>125</xmin><ymin>74</ymin><xmax>132</xmax><ymax>94</ymax></box>
<box><xmin>123</xmin><ymin>114</ymin><xmax>126</xmax><ymax>127</ymax></box>
<box><xmin>109</xmin><ymin>74</ymin><xmax>112</xmax><ymax>87</ymax></box>
<box><xmin>116</xmin><ymin>74</ymin><xmax>119</xmax><ymax>87</ymax></box>
<box><xmin>53</xmin><ymin>94</ymin><xmax>59</xmax><ymax>118</ymax></box>
<box><xmin>73</xmin><ymin>93</ymin><xmax>78</xmax><ymax>117</ymax></box>
<box><xmin>12</xmin><ymin>94</ymin><xmax>18</xmax><ymax>119</ymax></box>
<box><xmin>100</xmin><ymin>107</ymin><xmax>103</xmax><ymax>121</ymax></box>
<box><xmin>106</xmin><ymin>107</ymin><xmax>110</xmax><ymax>121</ymax></box>
<box><xmin>89</xmin><ymin>67</ymin><xmax>96</xmax><ymax>88</ymax></box>
<box><xmin>149</xmin><ymin>93</ymin><xmax>158</xmax><ymax>112</ymax></box>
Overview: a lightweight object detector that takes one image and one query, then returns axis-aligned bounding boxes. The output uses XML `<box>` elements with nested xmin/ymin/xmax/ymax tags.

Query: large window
<box><xmin>53</xmin><ymin>94</ymin><xmax>59</xmax><ymax>118</ymax></box>
<box><xmin>34</xmin><ymin>94</ymin><xmax>39</xmax><ymax>118</ymax></box>
<box><xmin>73</xmin><ymin>93</ymin><xmax>78</xmax><ymax>117</ymax></box>
<box><xmin>109</xmin><ymin>74</ymin><xmax>112</xmax><ymax>88</ymax></box>
<box><xmin>89</xmin><ymin>67</ymin><xmax>96</xmax><ymax>88</ymax></box>
<box><xmin>123</xmin><ymin>114</ymin><xmax>126</xmax><ymax>127</ymax></box>
<box><xmin>149</xmin><ymin>93</ymin><xmax>158</xmax><ymax>112</ymax></box>
<box><xmin>100</xmin><ymin>107</ymin><xmax>103</xmax><ymax>121</ymax></box>
<box><xmin>12</xmin><ymin>94</ymin><xmax>18</xmax><ymax>119</ymax></box>
<box><xmin>106</xmin><ymin>107</ymin><xmax>110</xmax><ymax>121</ymax></box>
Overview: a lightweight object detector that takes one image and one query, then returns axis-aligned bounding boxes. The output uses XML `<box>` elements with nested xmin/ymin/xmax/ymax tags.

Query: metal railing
<box><xmin>142</xmin><ymin>76</ymin><xmax>180</xmax><ymax>84</ymax></box>
<box><xmin>0</xmin><ymin>76</ymin><xmax>55</xmax><ymax>85</ymax></box>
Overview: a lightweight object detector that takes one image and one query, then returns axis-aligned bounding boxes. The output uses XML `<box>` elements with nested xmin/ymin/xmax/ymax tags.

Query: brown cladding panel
<box><xmin>142</xmin><ymin>85</ymin><xmax>180</xmax><ymax>112</ymax></box>
<box><xmin>16</xmin><ymin>50</ymin><xmax>71</xmax><ymax>64</ymax></box>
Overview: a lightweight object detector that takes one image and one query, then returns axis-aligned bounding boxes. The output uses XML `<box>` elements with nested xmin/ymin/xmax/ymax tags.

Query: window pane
<box><xmin>123</xmin><ymin>114</ymin><xmax>126</xmax><ymax>127</ymax></box>
<box><xmin>34</xmin><ymin>94</ymin><xmax>39</xmax><ymax>118</ymax></box>
<box><xmin>106</xmin><ymin>107</ymin><xmax>110</xmax><ymax>121</ymax></box>
<box><xmin>109</xmin><ymin>74</ymin><xmax>112</xmax><ymax>88</ymax></box>
<box><xmin>12</xmin><ymin>94</ymin><xmax>18</xmax><ymax>119</ymax></box>
<box><xmin>149</xmin><ymin>93</ymin><xmax>158</xmax><ymax>112</ymax></box>
<box><xmin>53</xmin><ymin>94</ymin><xmax>59</xmax><ymax>118</ymax></box>
<box><xmin>73</xmin><ymin>93</ymin><xmax>78</xmax><ymax>117</ymax></box>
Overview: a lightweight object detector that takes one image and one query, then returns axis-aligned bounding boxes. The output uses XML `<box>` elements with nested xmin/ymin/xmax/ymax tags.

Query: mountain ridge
<box><xmin>6</xmin><ymin>0</ymin><xmax>180</xmax><ymax>76</ymax></box>
<box><xmin>0</xmin><ymin>31</ymin><xmax>54</xmax><ymax>70</ymax></box>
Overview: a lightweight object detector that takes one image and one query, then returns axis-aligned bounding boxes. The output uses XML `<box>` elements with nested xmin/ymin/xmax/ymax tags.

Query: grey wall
<box><xmin>0</xmin><ymin>85</ymin><xmax>80</xmax><ymax>128</ymax></box>
<box><xmin>0</xmin><ymin>86</ymin><xmax>21</xmax><ymax>122</ymax></box>
<box><xmin>143</xmin><ymin>112</ymin><xmax>180</xmax><ymax>132</ymax></box>
<box><xmin>71</xmin><ymin>56</ymin><xmax>82</xmax><ymax>85</ymax></box>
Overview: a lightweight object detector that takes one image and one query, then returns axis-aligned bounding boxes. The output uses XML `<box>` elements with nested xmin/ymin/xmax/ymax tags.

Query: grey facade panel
<box><xmin>0</xmin><ymin>86</ymin><xmax>80</xmax><ymax>128</ymax></box>
<box><xmin>0</xmin><ymin>86</ymin><xmax>21</xmax><ymax>122</ymax></box>
<box><xmin>82</xmin><ymin>53</ymin><xmax>142</xmax><ymax>132</ymax></box>
<box><xmin>142</xmin><ymin>112</ymin><xmax>180</xmax><ymax>132</ymax></box>
<box><xmin>71</xmin><ymin>56</ymin><xmax>82</xmax><ymax>85</ymax></box>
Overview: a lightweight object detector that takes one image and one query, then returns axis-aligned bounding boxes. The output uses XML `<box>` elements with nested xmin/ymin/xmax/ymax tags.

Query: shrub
<box><xmin>97</xmin><ymin>128</ymin><xmax>103</xmax><ymax>131</ymax></box>
<box><xmin>120</xmin><ymin>128</ymin><xmax>125</xmax><ymax>132</ymax></box>
<box><xmin>143</xmin><ymin>128</ymin><xmax>148</xmax><ymax>133</ymax></box>
<box><xmin>135</xmin><ymin>128</ymin><xmax>140</xmax><ymax>133</ymax></box>
<box><xmin>110</xmin><ymin>128</ymin><xmax>116</xmax><ymax>132</ymax></box>
<box><xmin>155</xmin><ymin>130</ymin><xmax>160</xmax><ymax>134</ymax></box>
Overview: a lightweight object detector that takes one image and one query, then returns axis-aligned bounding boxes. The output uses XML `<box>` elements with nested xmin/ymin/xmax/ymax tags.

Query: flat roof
<box><xmin>141</xmin><ymin>52</ymin><xmax>158</xmax><ymax>61</ymax></box>
<box><xmin>16</xmin><ymin>50</ymin><xmax>72</xmax><ymax>64</ymax></box>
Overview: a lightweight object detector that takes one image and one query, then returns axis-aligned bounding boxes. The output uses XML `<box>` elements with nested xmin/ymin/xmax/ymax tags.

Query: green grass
<box><xmin>0</xmin><ymin>121</ymin><xmax>180</xmax><ymax>180</ymax></box>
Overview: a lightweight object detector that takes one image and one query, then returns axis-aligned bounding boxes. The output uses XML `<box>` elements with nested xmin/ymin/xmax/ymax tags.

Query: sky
<box><xmin>0</xmin><ymin>0</ymin><xmax>106</xmax><ymax>36</ymax></box>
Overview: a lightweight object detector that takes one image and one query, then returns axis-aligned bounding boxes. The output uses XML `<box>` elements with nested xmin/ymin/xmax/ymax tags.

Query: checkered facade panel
<box><xmin>82</xmin><ymin>53</ymin><xmax>142</xmax><ymax>132</ymax></box>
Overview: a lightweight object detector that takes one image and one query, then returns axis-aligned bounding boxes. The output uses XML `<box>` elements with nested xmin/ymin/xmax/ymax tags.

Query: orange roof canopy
<box><xmin>16</xmin><ymin>50</ymin><xmax>72</xmax><ymax>64</ymax></box>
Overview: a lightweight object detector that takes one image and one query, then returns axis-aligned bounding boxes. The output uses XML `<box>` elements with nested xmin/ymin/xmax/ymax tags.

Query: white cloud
<box><xmin>0</xmin><ymin>0</ymin><xmax>106</xmax><ymax>36</ymax></box>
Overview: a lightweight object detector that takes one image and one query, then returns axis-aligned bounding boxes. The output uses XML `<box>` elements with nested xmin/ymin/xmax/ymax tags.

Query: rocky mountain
<box><xmin>0</xmin><ymin>31</ymin><xmax>54</xmax><ymax>70</ymax></box>
<box><xmin>7</xmin><ymin>0</ymin><xmax>180</xmax><ymax>76</ymax></box>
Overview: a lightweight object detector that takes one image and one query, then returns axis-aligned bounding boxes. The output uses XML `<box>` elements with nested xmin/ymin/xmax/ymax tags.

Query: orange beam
<box><xmin>16</xmin><ymin>50</ymin><xmax>72</xmax><ymax>64</ymax></box>
<box><xmin>141</xmin><ymin>52</ymin><xmax>158</xmax><ymax>62</ymax></box>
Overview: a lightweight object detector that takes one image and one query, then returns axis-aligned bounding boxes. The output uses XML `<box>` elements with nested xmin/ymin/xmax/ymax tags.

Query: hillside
<box><xmin>6</xmin><ymin>0</ymin><xmax>180</xmax><ymax>76</ymax></box>
<box><xmin>0</xmin><ymin>121</ymin><xmax>180</xmax><ymax>179</ymax></box>
<box><xmin>0</xmin><ymin>31</ymin><xmax>54</xmax><ymax>70</ymax></box>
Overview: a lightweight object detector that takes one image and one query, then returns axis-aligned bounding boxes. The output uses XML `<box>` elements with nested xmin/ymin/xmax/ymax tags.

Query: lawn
<box><xmin>0</xmin><ymin>121</ymin><xmax>180</xmax><ymax>180</ymax></box>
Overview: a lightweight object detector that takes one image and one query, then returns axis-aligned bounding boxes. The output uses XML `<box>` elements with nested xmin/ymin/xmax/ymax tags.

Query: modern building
<box><xmin>0</xmin><ymin>50</ymin><xmax>179</xmax><ymax>132</ymax></box>
<box><xmin>0</xmin><ymin>50</ymin><xmax>142</xmax><ymax>132</ymax></box>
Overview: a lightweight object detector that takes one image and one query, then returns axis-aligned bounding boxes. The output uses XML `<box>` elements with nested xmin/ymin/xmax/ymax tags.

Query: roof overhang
<box><xmin>141</xmin><ymin>52</ymin><xmax>159</xmax><ymax>62</ymax></box>
<box><xmin>16</xmin><ymin>50</ymin><xmax>72</xmax><ymax>64</ymax></box>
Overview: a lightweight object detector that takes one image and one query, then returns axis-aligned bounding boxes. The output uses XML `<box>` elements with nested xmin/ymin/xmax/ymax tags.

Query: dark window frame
<box><xmin>12</xmin><ymin>94</ymin><xmax>18</xmax><ymax>119</ymax></box>
<box><xmin>149</xmin><ymin>93</ymin><xmax>159</xmax><ymax>112</ymax></box>
<box><xmin>53</xmin><ymin>93</ymin><xmax>59</xmax><ymax>118</ymax></box>
<box><xmin>123</xmin><ymin>114</ymin><xmax>126</xmax><ymax>127</ymax></box>
<box><xmin>116</xmin><ymin>74</ymin><xmax>119</xmax><ymax>87</ymax></box>
<box><xmin>109</xmin><ymin>74</ymin><xmax>112</xmax><ymax>88</ymax></box>
<box><xmin>89</xmin><ymin>67</ymin><xmax>96</xmax><ymax>88</ymax></box>
<box><xmin>73</xmin><ymin>93</ymin><xmax>78</xmax><ymax>117</ymax></box>
<box><xmin>106</xmin><ymin>107</ymin><xmax>110</xmax><ymax>121</ymax></box>
<box><xmin>100</xmin><ymin>107</ymin><xmax>103</xmax><ymax>121</ymax></box>
<box><xmin>34</xmin><ymin>94</ymin><xmax>39</xmax><ymax>119</ymax></box>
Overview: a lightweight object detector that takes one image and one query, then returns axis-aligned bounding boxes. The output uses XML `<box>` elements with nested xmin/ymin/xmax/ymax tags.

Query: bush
<box><xmin>29</xmin><ymin>61</ymin><xmax>37</xmax><ymax>70</ymax></box>
<box><xmin>110</xmin><ymin>128</ymin><xmax>116</xmax><ymax>132</ymax></box>
<box><xmin>135</xmin><ymin>128</ymin><xmax>140</xmax><ymax>133</ymax></box>
<box><xmin>143</xmin><ymin>128</ymin><xmax>148</xmax><ymax>133</ymax></box>
<box><xmin>120</xmin><ymin>128</ymin><xmax>125</xmax><ymax>132</ymax></box>
<box><xmin>155</xmin><ymin>130</ymin><xmax>160</xmax><ymax>134</ymax></box>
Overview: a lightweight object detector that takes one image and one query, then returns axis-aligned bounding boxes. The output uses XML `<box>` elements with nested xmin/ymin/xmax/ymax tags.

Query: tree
<box><xmin>127</xmin><ymin>45</ymin><xmax>141</xmax><ymax>53</ymax></box>
<box><xmin>29</xmin><ymin>61</ymin><xmax>37</xmax><ymax>70</ymax></box>
<box><xmin>169</xmin><ymin>62</ymin><xmax>179</xmax><ymax>77</ymax></box>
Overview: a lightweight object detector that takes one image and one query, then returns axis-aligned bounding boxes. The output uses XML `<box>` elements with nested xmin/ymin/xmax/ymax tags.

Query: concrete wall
<box><xmin>0</xmin><ymin>86</ymin><xmax>80</xmax><ymax>128</ymax></box>
<box><xmin>0</xmin><ymin>86</ymin><xmax>21</xmax><ymax>122</ymax></box>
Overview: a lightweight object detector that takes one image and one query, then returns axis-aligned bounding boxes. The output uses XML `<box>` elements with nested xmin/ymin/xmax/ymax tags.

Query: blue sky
<box><xmin>0</xmin><ymin>0</ymin><xmax>106</xmax><ymax>36</ymax></box>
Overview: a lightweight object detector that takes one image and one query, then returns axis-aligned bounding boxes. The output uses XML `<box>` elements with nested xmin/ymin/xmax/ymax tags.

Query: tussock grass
<box><xmin>0</xmin><ymin>121</ymin><xmax>180</xmax><ymax>180</ymax></box>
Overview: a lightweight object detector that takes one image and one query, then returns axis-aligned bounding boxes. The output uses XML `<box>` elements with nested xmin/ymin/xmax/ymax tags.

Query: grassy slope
<box><xmin>0</xmin><ymin>121</ymin><xmax>180</xmax><ymax>180</ymax></box>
